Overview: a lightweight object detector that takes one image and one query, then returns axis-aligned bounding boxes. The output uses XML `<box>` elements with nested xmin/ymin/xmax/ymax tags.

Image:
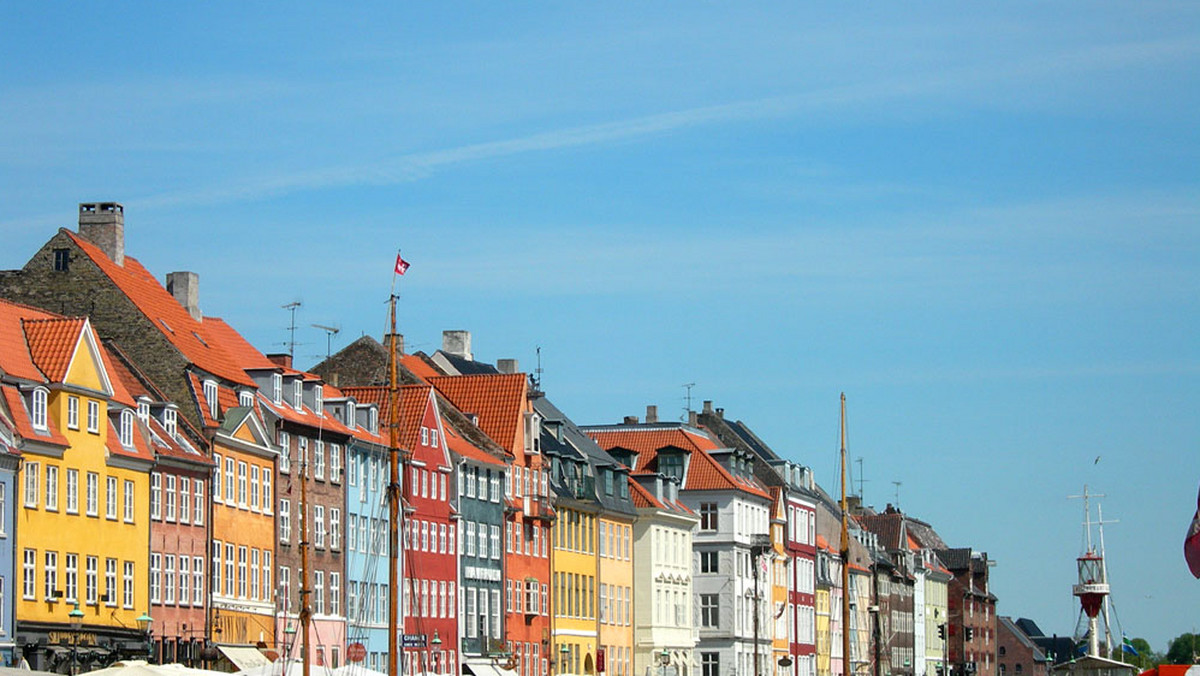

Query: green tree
<box><xmin>1166</xmin><ymin>633</ymin><xmax>1200</xmax><ymax>665</ymax></box>
<box><xmin>1122</xmin><ymin>638</ymin><xmax>1156</xmax><ymax>669</ymax></box>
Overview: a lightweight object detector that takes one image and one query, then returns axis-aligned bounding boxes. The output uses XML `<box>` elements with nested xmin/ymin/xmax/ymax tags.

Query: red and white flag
<box><xmin>394</xmin><ymin>253</ymin><xmax>410</xmax><ymax>276</ymax></box>
<box><xmin>1185</xmin><ymin>484</ymin><xmax>1200</xmax><ymax>578</ymax></box>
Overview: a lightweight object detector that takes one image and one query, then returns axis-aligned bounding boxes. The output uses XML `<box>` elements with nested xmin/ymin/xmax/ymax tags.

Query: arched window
<box><xmin>119</xmin><ymin>409</ymin><xmax>134</xmax><ymax>448</ymax></box>
<box><xmin>31</xmin><ymin>388</ymin><xmax>48</xmax><ymax>431</ymax></box>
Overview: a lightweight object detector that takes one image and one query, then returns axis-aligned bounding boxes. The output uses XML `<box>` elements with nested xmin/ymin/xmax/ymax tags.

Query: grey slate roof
<box><xmin>535</xmin><ymin>396</ymin><xmax>637</xmax><ymax>518</ymax></box>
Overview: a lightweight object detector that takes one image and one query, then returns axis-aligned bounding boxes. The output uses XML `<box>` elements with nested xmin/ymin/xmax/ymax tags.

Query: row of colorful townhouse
<box><xmin>0</xmin><ymin>202</ymin><xmax>997</xmax><ymax>676</ymax></box>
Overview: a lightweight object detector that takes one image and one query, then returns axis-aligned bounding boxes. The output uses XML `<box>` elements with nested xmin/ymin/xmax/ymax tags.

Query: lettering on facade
<box><xmin>465</xmin><ymin>566</ymin><xmax>502</xmax><ymax>582</ymax></box>
<box><xmin>48</xmin><ymin>631</ymin><xmax>97</xmax><ymax>646</ymax></box>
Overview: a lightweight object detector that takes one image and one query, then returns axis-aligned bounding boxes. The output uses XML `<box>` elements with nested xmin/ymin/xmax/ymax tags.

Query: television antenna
<box><xmin>281</xmin><ymin>302</ymin><xmax>302</xmax><ymax>359</ymax></box>
<box><xmin>312</xmin><ymin>324</ymin><xmax>340</xmax><ymax>361</ymax></box>
<box><xmin>682</xmin><ymin>382</ymin><xmax>696</xmax><ymax>420</ymax></box>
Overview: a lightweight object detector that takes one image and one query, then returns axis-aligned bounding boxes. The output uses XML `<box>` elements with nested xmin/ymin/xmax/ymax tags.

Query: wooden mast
<box><xmin>839</xmin><ymin>393</ymin><xmax>851</xmax><ymax>676</ymax></box>
<box><xmin>387</xmin><ymin>295</ymin><xmax>401</xmax><ymax>676</ymax></box>
<box><xmin>301</xmin><ymin>436</ymin><xmax>312</xmax><ymax>676</ymax></box>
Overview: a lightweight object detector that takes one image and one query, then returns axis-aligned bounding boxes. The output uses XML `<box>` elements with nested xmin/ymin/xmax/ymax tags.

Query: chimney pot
<box><xmin>442</xmin><ymin>330</ymin><xmax>472</xmax><ymax>360</ymax></box>
<box><xmin>165</xmin><ymin>271</ymin><xmax>202</xmax><ymax>321</ymax></box>
<box><xmin>497</xmin><ymin>359</ymin><xmax>519</xmax><ymax>374</ymax></box>
<box><xmin>688</xmin><ymin>411</ymin><xmax>698</xmax><ymax>427</ymax></box>
<box><xmin>715</xmin><ymin>407</ymin><xmax>724</xmax><ymax>419</ymax></box>
<box><xmin>78</xmin><ymin>202</ymin><xmax>125</xmax><ymax>266</ymax></box>
<box><xmin>623</xmin><ymin>415</ymin><xmax>639</xmax><ymax>425</ymax></box>
<box><xmin>645</xmin><ymin>405</ymin><xmax>658</xmax><ymax>424</ymax></box>
<box><xmin>702</xmin><ymin>400</ymin><xmax>714</xmax><ymax>414</ymax></box>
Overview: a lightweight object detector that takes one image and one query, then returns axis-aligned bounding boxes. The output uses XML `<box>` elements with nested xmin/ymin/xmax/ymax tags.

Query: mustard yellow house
<box><xmin>1</xmin><ymin>303</ymin><xmax>154</xmax><ymax>672</ymax></box>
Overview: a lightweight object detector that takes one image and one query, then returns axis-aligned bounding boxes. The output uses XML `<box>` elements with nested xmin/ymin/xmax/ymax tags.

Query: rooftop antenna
<box><xmin>532</xmin><ymin>346</ymin><xmax>543</xmax><ymax>391</ymax></box>
<box><xmin>282</xmin><ymin>301</ymin><xmax>302</xmax><ymax>359</ymax></box>
<box><xmin>682</xmin><ymin>382</ymin><xmax>696</xmax><ymax>419</ymax></box>
<box><xmin>892</xmin><ymin>481</ymin><xmax>903</xmax><ymax>509</ymax></box>
<box><xmin>855</xmin><ymin>457</ymin><xmax>868</xmax><ymax>498</ymax></box>
<box><xmin>311</xmin><ymin>323</ymin><xmax>340</xmax><ymax>361</ymax></box>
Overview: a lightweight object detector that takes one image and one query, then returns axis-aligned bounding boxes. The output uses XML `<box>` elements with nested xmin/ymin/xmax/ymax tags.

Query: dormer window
<box><xmin>314</xmin><ymin>387</ymin><xmax>323</xmax><ymax>416</ymax></box>
<box><xmin>119</xmin><ymin>410</ymin><xmax>134</xmax><ymax>448</ymax></box>
<box><xmin>368</xmin><ymin>407</ymin><xmax>377</xmax><ymax>434</ymax></box>
<box><xmin>31</xmin><ymin>388</ymin><xmax>48</xmax><ymax>431</ymax></box>
<box><xmin>272</xmin><ymin>374</ymin><xmax>282</xmax><ymax>404</ymax></box>
<box><xmin>238</xmin><ymin>390</ymin><xmax>254</xmax><ymax>408</ymax></box>
<box><xmin>203</xmin><ymin>380</ymin><xmax>219</xmax><ymax>420</ymax></box>
<box><xmin>658</xmin><ymin>452</ymin><xmax>684</xmax><ymax>482</ymax></box>
<box><xmin>137</xmin><ymin>400</ymin><xmax>150</xmax><ymax>422</ymax></box>
<box><xmin>292</xmin><ymin>380</ymin><xmax>302</xmax><ymax>412</ymax></box>
<box><xmin>345</xmin><ymin>401</ymin><xmax>356</xmax><ymax>428</ymax></box>
<box><xmin>163</xmin><ymin>408</ymin><xmax>177</xmax><ymax>436</ymax></box>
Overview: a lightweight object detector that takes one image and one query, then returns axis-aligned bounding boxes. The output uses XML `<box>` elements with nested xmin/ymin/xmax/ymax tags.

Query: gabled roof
<box><xmin>0</xmin><ymin>384</ymin><xmax>68</xmax><ymax>447</ymax></box>
<box><xmin>629</xmin><ymin>477</ymin><xmax>695</xmax><ymax>516</ymax></box>
<box><xmin>443</xmin><ymin>417</ymin><xmax>505</xmax><ymax>467</ymax></box>
<box><xmin>21</xmin><ymin>317</ymin><xmax>87</xmax><ymax>383</ymax></box>
<box><xmin>583</xmin><ymin>424</ymin><xmax>770</xmax><ymax>499</ymax></box>
<box><xmin>0</xmin><ymin>299</ymin><xmax>60</xmax><ymax>382</ymax></box>
<box><xmin>428</xmin><ymin>373</ymin><xmax>526</xmax><ymax>453</ymax></box>
<box><xmin>341</xmin><ymin>384</ymin><xmax>436</xmax><ymax>451</ymax></box>
<box><xmin>201</xmin><ymin>317</ymin><xmax>280</xmax><ymax>371</ymax></box>
<box><xmin>62</xmin><ymin>230</ymin><xmax>254</xmax><ymax>387</ymax></box>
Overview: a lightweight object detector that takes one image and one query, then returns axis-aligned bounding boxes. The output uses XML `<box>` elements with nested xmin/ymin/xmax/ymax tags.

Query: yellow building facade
<box><xmin>14</xmin><ymin>318</ymin><xmax>153</xmax><ymax>670</ymax></box>
<box><xmin>596</xmin><ymin>515</ymin><xmax>633</xmax><ymax>676</ymax></box>
<box><xmin>553</xmin><ymin>506</ymin><xmax>599</xmax><ymax>676</ymax></box>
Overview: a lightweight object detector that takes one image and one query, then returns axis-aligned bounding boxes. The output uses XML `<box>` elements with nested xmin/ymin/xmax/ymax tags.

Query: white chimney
<box><xmin>497</xmin><ymin>359</ymin><xmax>519</xmax><ymax>374</ymax></box>
<box><xmin>442</xmin><ymin>330</ymin><xmax>472</xmax><ymax>360</ymax></box>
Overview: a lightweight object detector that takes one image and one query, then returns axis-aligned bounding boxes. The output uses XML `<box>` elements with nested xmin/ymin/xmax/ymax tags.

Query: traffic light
<box><xmin>938</xmin><ymin>624</ymin><xmax>946</xmax><ymax>640</ymax></box>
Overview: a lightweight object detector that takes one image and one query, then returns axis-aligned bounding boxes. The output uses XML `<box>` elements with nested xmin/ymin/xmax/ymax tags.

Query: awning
<box><xmin>463</xmin><ymin>659</ymin><xmax>518</xmax><ymax>676</ymax></box>
<box><xmin>216</xmin><ymin>645</ymin><xmax>273</xmax><ymax>671</ymax></box>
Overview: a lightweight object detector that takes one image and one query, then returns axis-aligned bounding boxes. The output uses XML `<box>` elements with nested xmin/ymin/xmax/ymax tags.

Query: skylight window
<box><xmin>159</xmin><ymin>319</ymin><xmax>174</xmax><ymax>334</ymax></box>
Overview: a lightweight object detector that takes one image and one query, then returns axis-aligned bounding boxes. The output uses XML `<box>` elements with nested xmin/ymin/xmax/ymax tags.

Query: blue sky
<box><xmin>3</xmin><ymin>1</ymin><xmax>1198</xmax><ymax>651</ymax></box>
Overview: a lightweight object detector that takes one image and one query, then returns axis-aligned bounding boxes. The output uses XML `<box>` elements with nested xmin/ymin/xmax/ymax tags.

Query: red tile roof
<box><xmin>0</xmin><ymin>384</ymin><xmax>68</xmax><ymax>447</ymax></box>
<box><xmin>585</xmin><ymin>425</ymin><xmax>769</xmax><ymax>498</ymax></box>
<box><xmin>443</xmin><ymin>419</ymin><xmax>505</xmax><ymax>467</ymax></box>
<box><xmin>341</xmin><ymin>385</ymin><xmax>433</xmax><ymax>451</ymax></box>
<box><xmin>400</xmin><ymin>354</ymin><xmax>441</xmax><ymax>382</ymax></box>
<box><xmin>428</xmin><ymin>374</ymin><xmax>527</xmax><ymax>453</ymax></box>
<box><xmin>0</xmin><ymin>299</ymin><xmax>61</xmax><ymax>382</ymax></box>
<box><xmin>63</xmin><ymin>231</ymin><xmax>255</xmax><ymax>387</ymax></box>
<box><xmin>201</xmin><ymin>317</ymin><xmax>280</xmax><ymax>371</ymax></box>
<box><xmin>21</xmin><ymin>317</ymin><xmax>86</xmax><ymax>383</ymax></box>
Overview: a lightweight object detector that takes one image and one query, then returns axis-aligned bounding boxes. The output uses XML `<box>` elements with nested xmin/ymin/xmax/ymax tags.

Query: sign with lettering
<box><xmin>401</xmin><ymin>634</ymin><xmax>426</xmax><ymax>648</ymax></box>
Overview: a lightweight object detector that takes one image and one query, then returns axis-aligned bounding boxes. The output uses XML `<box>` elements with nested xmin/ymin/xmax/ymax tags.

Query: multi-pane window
<box><xmin>163</xmin><ymin>407</ymin><xmax>177</xmax><ymax>436</ymax></box>
<box><xmin>164</xmin><ymin>555</ymin><xmax>176</xmax><ymax>604</ymax></box>
<box><xmin>150</xmin><ymin>473</ymin><xmax>162</xmax><ymax>519</ymax></box>
<box><xmin>123</xmin><ymin>561</ymin><xmax>134</xmax><ymax>609</ymax></box>
<box><xmin>22</xmin><ymin>550</ymin><xmax>35</xmax><ymax>600</ymax></box>
<box><xmin>250</xmin><ymin>466</ymin><xmax>260</xmax><ymax>510</ymax></box>
<box><xmin>702</xmin><ymin>653</ymin><xmax>720</xmax><ymax>676</ymax></box>
<box><xmin>237</xmin><ymin>462</ymin><xmax>248</xmax><ymax>506</ymax></box>
<box><xmin>124</xmin><ymin>480</ymin><xmax>135</xmax><ymax>522</ymax></box>
<box><xmin>315</xmin><ymin>441</ymin><xmax>325</xmax><ymax>480</ymax></box>
<box><xmin>193</xmin><ymin>482</ymin><xmax>204</xmax><ymax>525</ymax></box>
<box><xmin>314</xmin><ymin>571</ymin><xmax>325</xmax><ymax>614</ymax></box>
<box><xmin>86</xmin><ymin>400</ymin><xmax>99</xmax><ymax>434</ymax></box>
<box><xmin>150</xmin><ymin>553</ymin><xmax>161</xmax><ymax>603</ymax></box>
<box><xmin>279</xmin><ymin>432</ymin><xmax>291</xmax><ymax>474</ymax></box>
<box><xmin>84</xmin><ymin>557</ymin><xmax>97</xmax><ymax>605</ymax></box>
<box><xmin>44</xmin><ymin>551</ymin><xmax>58</xmax><ymax>601</ymax></box>
<box><xmin>193</xmin><ymin>556</ymin><xmax>204</xmax><ymax>605</ymax></box>
<box><xmin>86</xmin><ymin>472</ymin><xmax>98</xmax><ymax>517</ymax></box>
<box><xmin>179</xmin><ymin>477</ymin><xmax>190</xmax><ymax>523</ymax></box>
<box><xmin>330</xmin><ymin>508</ymin><xmax>341</xmax><ymax>550</ymax></box>
<box><xmin>237</xmin><ymin>546</ymin><xmax>247</xmax><ymax>598</ymax></box>
<box><xmin>203</xmin><ymin>380</ymin><xmax>219</xmax><ymax>420</ymax></box>
<box><xmin>67</xmin><ymin>396</ymin><xmax>79</xmax><ymax>430</ymax></box>
<box><xmin>700</xmin><ymin>503</ymin><xmax>718</xmax><ymax>531</ymax></box>
<box><xmin>106</xmin><ymin>476</ymin><xmax>117</xmax><ymax>519</ymax></box>
<box><xmin>31</xmin><ymin>389</ymin><xmax>48</xmax><ymax>431</ymax></box>
<box><xmin>65</xmin><ymin>469</ymin><xmax>78</xmax><ymax>514</ymax></box>
<box><xmin>700</xmin><ymin>594</ymin><xmax>719</xmax><ymax>627</ymax></box>
<box><xmin>279</xmin><ymin>499</ymin><xmax>291</xmax><ymax>542</ymax></box>
<box><xmin>331</xmin><ymin>444</ymin><xmax>341</xmax><ymax>482</ymax></box>
<box><xmin>105</xmin><ymin>558</ymin><xmax>117</xmax><ymax>607</ymax></box>
<box><xmin>45</xmin><ymin>466</ymin><xmax>58</xmax><ymax>511</ymax></box>
<box><xmin>262</xmin><ymin>472</ymin><xmax>271</xmax><ymax>513</ymax></box>
<box><xmin>165</xmin><ymin>475</ymin><xmax>177</xmax><ymax>521</ymax></box>
<box><xmin>24</xmin><ymin>463</ymin><xmax>38</xmax><ymax>507</ymax></box>
<box><xmin>700</xmin><ymin>550</ymin><xmax>719</xmax><ymax>573</ymax></box>
<box><xmin>119</xmin><ymin>409</ymin><xmax>134</xmax><ymax>447</ymax></box>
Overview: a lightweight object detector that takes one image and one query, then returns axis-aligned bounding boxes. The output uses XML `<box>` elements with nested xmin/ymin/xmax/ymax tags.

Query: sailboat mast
<box><xmin>840</xmin><ymin>393</ymin><xmax>851</xmax><ymax>676</ymax></box>
<box><xmin>387</xmin><ymin>295</ymin><xmax>402</xmax><ymax>676</ymax></box>
<box><xmin>301</xmin><ymin>450</ymin><xmax>312</xmax><ymax>676</ymax></box>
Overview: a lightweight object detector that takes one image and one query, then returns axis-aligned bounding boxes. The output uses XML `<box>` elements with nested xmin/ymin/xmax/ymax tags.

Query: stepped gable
<box><xmin>428</xmin><ymin>373</ymin><xmax>526</xmax><ymax>452</ymax></box>
<box><xmin>585</xmin><ymin>424</ymin><xmax>769</xmax><ymax>498</ymax></box>
<box><xmin>63</xmin><ymin>230</ymin><xmax>253</xmax><ymax>387</ymax></box>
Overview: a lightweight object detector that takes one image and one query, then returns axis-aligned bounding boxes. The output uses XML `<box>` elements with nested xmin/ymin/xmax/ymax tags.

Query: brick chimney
<box><xmin>78</xmin><ymin>202</ymin><xmax>125</xmax><ymax>266</ymax></box>
<box><xmin>497</xmin><ymin>359</ymin><xmax>519</xmax><ymax>374</ymax></box>
<box><xmin>267</xmin><ymin>353</ymin><xmax>292</xmax><ymax>369</ymax></box>
<box><xmin>623</xmin><ymin>415</ymin><xmax>639</xmax><ymax>425</ymax></box>
<box><xmin>702</xmin><ymin>400</ymin><xmax>714</xmax><ymax>414</ymax></box>
<box><xmin>442</xmin><ymin>330</ymin><xmax>472</xmax><ymax>360</ymax></box>
<box><xmin>165</xmin><ymin>271</ymin><xmax>202</xmax><ymax>321</ymax></box>
<box><xmin>645</xmin><ymin>405</ymin><xmax>658</xmax><ymax>424</ymax></box>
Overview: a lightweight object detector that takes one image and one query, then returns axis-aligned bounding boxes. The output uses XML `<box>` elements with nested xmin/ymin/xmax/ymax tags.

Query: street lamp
<box><xmin>561</xmin><ymin>645</ymin><xmax>571</xmax><ymax>675</ymax></box>
<box><xmin>660</xmin><ymin>649</ymin><xmax>671</xmax><ymax>676</ymax></box>
<box><xmin>432</xmin><ymin>631</ymin><xmax>443</xmax><ymax>675</ymax></box>
<box><xmin>68</xmin><ymin>602</ymin><xmax>84</xmax><ymax>676</ymax></box>
<box><xmin>136</xmin><ymin>612</ymin><xmax>153</xmax><ymax>663</ymax></box>
<box><xmin>283</xmin><ymin>624</ymin><xmax>297</xmax><ymax>663</ymax></box>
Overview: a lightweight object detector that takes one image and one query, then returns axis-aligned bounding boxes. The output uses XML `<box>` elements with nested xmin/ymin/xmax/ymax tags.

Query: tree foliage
<box><xmin>1166</xmin><ymin>633</ymin><xmax>1200</xmax><ymax>665</ymax></box>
